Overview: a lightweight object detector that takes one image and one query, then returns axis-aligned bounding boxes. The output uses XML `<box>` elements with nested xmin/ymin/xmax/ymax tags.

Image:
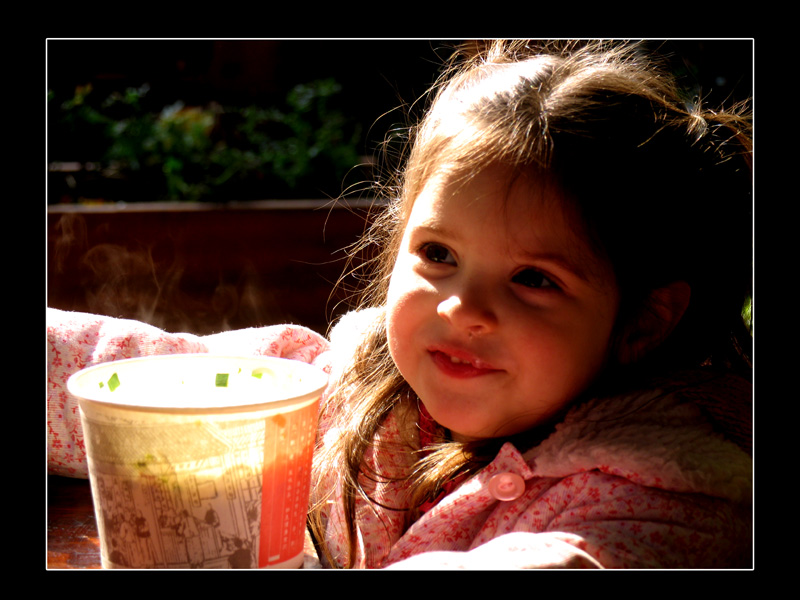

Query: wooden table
<box><xmin>47</xmin><ymin>475</ymin><xmax>102</xmax><ymax>569</ymax></box>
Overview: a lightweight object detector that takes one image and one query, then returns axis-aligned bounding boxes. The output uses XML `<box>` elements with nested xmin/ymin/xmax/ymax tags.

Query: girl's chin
<box><xmin>420</xmin><ymin>402</ymin><xmax>496</xmax><ymax>442</ymax></box>
<box><xmin>423</xmin><ymin>401</ymin><xmax>545</xmax><ymax>442</ymax></box>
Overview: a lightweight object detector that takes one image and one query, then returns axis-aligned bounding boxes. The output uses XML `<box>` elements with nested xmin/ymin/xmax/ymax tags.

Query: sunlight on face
<box><xmin>386</xmin><ymin>164</ymin><xmax>621</xmax><ymax>441</ymax></box>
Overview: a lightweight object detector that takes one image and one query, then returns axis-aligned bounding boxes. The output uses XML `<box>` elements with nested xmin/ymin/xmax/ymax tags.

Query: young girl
<box><xmin>47</xmin><ymin>40</ymin><xmax>752</xmax><ymax>569</ymax></box>
<box><xmin>306</xmin><ymin>40</ymin><xmax>752</xmax><ymax>569</ymax></box>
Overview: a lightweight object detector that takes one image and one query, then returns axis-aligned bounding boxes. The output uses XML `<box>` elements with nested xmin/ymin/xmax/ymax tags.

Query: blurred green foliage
<box><xmin>742</xmin><ymin>295</ymin><xmax>751</xmax><ymax>334</ymax></box>
<box><xmin>48</xmin><ymin>79</ymin><xmax>362</xmax><ymax>203</ymax></box>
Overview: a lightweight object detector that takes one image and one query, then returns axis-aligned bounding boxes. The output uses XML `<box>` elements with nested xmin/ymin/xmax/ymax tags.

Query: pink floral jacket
<box><xmin>46</xmin><ymin>308</ymin><xmax>752</xmax><ymax>569</ymax></box>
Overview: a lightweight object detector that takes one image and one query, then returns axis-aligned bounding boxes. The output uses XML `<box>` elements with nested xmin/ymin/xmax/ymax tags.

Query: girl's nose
<box><xmin>437</xmin><ymin>294</ymin><xmax>498</xmax><ymax>336</ymax></box>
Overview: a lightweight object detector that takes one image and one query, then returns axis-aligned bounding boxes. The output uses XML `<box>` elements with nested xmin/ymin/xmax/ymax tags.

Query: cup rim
<box><xmin>66</xmin><ymin>353</ymin><xmax>329</xmax><ymax>415</ymax></box>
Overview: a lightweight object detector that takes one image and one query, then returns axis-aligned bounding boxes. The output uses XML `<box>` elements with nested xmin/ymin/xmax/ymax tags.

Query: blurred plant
<box><xmin>742</xmin><ymin>295</ymin><xmax>751</xmax><ymax>335</ymax></box>
<box><xmin>48</xmin><ymin>79</ymin><xmax>362</xmax><ymax>203</ymax></box>
<box><xmin>209</xmin><ymin>79</ymin><xmax>362</xmax><ymax>200</ymax></box>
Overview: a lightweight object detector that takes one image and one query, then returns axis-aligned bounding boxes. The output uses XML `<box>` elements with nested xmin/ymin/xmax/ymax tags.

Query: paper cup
<box><xmin>67</xmin><ymin>354</ymin><xmax>328</xmax><ymax>569</ymax></box>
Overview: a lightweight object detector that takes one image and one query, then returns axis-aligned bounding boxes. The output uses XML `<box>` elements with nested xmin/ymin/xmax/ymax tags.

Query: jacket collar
<box><xmin>524</xmin><ymin>383</ymin><xmax>752</xmax><ymax>503</ymax></box>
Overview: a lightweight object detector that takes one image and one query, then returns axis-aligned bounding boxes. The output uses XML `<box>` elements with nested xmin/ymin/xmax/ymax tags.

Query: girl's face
<box><xmin>386</xmin><ymin>164</ymin><xmax>621</xmax><ymax>441</ymax></box>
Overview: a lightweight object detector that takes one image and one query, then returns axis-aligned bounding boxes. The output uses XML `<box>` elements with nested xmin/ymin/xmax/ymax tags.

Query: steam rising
<box><xmin>49</xmin><ymin>213</ymin><xmax>278</xmax><ymax>335</ymax></box>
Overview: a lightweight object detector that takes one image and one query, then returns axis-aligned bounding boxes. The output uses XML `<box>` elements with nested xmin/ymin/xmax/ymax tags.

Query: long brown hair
<box><xmin>309</xmin><ymin>40</ymin><xmax>752</xmax><ymax>568</ymax></box>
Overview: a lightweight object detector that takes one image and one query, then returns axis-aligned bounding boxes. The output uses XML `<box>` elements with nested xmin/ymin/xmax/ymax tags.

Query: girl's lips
<box><xmin>428</xmin><ymin>347</ymin><xmax>501</xmax><ymax>378</ymax></box>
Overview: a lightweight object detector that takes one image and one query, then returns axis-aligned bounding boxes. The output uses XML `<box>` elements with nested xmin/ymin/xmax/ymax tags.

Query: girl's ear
<box><xmin>616</xmin><ymin>281</ymin><xmax>691</xmax><ymax>365</ymax></box>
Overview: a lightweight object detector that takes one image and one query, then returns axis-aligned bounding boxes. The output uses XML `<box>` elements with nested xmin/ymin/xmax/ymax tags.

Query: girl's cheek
<box><xmin>389</xmin><ymin>259</ymin><xmax>424</xmax><ymax>299</ymax></box>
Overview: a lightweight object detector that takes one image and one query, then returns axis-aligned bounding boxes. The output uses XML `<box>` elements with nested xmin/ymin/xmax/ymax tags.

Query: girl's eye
<box><xmin>512</xmin><ymin>268</ymin><xmax>557</xmax><ymax>289</ymax></box>
<box><xmin>420</xmin><ymin>243</ymin><xmax>456</xmax><ymax>265</ymax></box>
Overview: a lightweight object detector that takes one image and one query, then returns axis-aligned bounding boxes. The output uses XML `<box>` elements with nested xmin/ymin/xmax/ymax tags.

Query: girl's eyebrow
<box><xmin>412</xmin><ymin>223</ymin><xmax>455</xmax><ymax>238</ymax></box>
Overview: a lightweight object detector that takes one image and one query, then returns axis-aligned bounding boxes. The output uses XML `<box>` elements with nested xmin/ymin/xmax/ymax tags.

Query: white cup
<box><xmin>67</xmin><ymin>354</ymin><xmax>327</xmax><ymax>569</ymax></box>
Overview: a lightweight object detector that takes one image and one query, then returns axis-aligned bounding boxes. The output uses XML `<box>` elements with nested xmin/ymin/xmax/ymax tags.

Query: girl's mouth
<box><xmin>428</xmin><ymin>349</ymin><xmax>500</xmax><ymax>378</ymax></box>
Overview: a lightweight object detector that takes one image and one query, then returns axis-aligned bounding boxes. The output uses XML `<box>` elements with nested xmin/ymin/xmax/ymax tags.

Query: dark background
<box><xmin>47</xmin><ymin>39</ymin><xmax>453</xmax><ymax>201</ymax></box>
<box><xmin>46</xmin><ymin>39</ymin><xmax>450</xmax><ymax>132</ymax></box>
<box><xmin>46</xmin><ymin>39</ymin><xmax>753</xmax><ymax>336</ymax></box>
<box><xmin>47</xmin><ymin>39</ymin><xmax>753</xmax><ymax>119</ymax></box>
<box><xmin>47</xmin><ymin>39</ymin><xmax>753</xmax><ymax>186</ymax></box>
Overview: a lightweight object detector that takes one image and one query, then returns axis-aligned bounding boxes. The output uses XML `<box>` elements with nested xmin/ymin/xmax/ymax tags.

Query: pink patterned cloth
<box><xmin>46</xmin><ymin>307</ymin><xmax>752</xmax><ymax>568</ymax></box>
<box><xmin>317</xmin><ymin>394</ymin><xmax>751</xmax><ymax>569</ymax></box>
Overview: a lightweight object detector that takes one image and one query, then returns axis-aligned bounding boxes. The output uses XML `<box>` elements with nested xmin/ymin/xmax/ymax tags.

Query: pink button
<box><xmin>488</xmin><ymin>472</ymin><xmax>525</xmax><ymax>501</ymax></box>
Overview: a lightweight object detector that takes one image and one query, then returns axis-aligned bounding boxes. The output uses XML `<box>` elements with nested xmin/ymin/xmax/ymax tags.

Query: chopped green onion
<box><xmin>215</xmin><ymin>373</ymin><xmax>229</xmax><ymax>387</ymax></box>
<box><xmin>108</xmin><ymin>373</ymin><xmax>121</xmax><ymax>392</ymax></box>
<box><xmin>251</xmin><ymin>367</ymin><xmax>273</xmax><ymax>379</ymax></box>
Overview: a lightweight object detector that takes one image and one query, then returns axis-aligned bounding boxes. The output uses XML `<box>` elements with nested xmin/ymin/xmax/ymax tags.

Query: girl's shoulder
<box><xmin>646</xmin><ymin>368</ymin><xmax>752</xmax><ymax>457</ymax></box>
<box><xmin>525</xmin><ymin>367</ymin><xmax>752</xmax><ymax>502</ymax></box>
<box><xmin>329</xmin><ymin>307</ymin><xmax>384</xmax><ymax>348</ymax></box>
<box><xmin>326</xmin><ymin>307</ymin><xmax>384</xmax><ymax>377</ymax></box>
